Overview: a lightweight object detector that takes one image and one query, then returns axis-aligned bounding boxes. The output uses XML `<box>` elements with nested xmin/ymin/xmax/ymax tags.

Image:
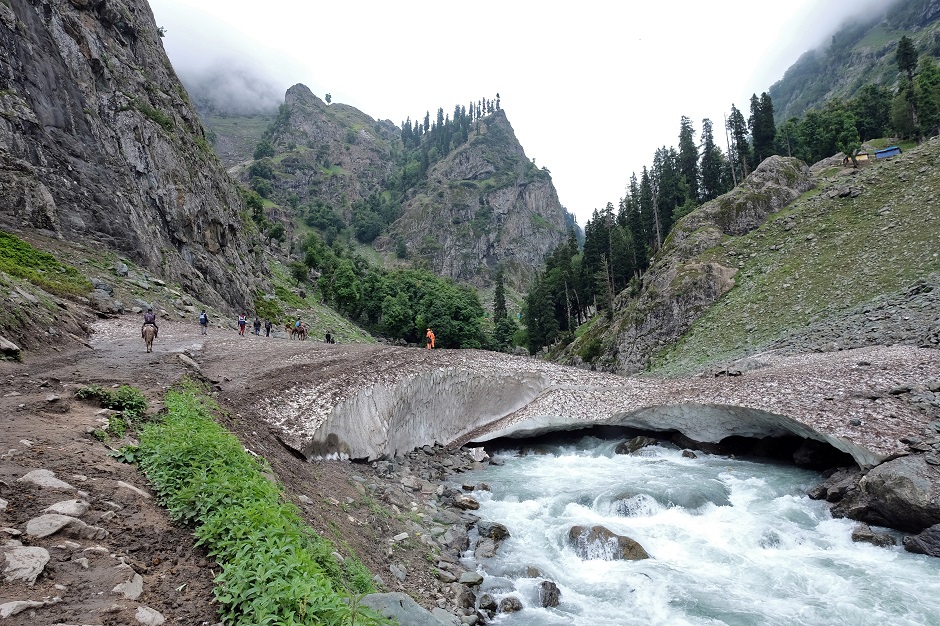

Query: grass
<box><xmin>650</xmin><ymin>139</ymin><xmax>940</xmax><ymax>374</ymax></box>
<box><xmin>0</xmin><ymin>231</ymin><xmax>92</xmax><ymax>296</ymax></box>
<box><xmin>136</xmin><ymin>381</ymin><xmax>382</xmax><ymax>626</ymax></box>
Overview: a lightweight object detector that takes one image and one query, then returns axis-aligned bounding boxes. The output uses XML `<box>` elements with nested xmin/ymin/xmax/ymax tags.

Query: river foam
<box><xmin>459</xmin><ymin>437</ymin><xmax>940</xmax><ymax>626</ymax></box>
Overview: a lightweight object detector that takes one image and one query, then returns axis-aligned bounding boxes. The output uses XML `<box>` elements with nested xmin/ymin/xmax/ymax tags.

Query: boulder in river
<box><xmin>567</xmin><ymin>525</ymin><xmax>650</xmax><ymax>561</ymax></box>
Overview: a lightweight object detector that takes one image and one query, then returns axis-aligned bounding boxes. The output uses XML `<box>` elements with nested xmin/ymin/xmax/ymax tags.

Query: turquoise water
<box><xmin>458</xmin><ymin>437</ymin><xmax>940</xmax><ymax>626</ymax></box>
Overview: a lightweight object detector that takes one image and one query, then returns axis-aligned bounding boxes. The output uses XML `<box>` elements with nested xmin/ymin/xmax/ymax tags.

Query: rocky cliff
<box><xmin>564</xmin><ymin>156</ymin><xmax>815</xmax><ymax>374</ymax></box>
<box><xmin>0</xmin><ymin>0</ymin><xmax>261</xmax><ymax>310</ymax></box>
<box><xmin>381</xmin><ymin>110</ymin><xmax>569</xmax><ymax>287</ymax></box>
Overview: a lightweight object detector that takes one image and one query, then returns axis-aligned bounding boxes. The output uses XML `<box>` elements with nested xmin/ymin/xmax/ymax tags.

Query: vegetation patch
<box><xmin>0</xmin><ymin>231</ymin><xmax>93</xmax><ymax>296</ymax></box>
<box><xmin>136</xmin><ymin>382</ymin><xmax>380</xmax><ymax>626</ymax></box>
<box><xmin>133</xmin><ymin>100</ymin><xmax>174</xmax><ymax>133</ymax></box>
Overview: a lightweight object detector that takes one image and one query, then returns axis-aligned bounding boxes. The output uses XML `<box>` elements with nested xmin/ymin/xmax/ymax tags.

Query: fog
<box><xmin>150</xmin><ymin>0</ymin><xmax>908</xmax><ymax>223</ymax></box>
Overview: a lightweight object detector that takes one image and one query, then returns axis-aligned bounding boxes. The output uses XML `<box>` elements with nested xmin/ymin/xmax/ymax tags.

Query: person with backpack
<box><xmin>264</xmin><ymin>319</ymin><xmax>272</xmax><ymax>337</ymax></box>
<box><xmin>199</xmin><ymin>310</ymin><xmax>209</xmax><ymax>335</ymax></box>
<box><xmin>253</xmin><ymin>317</ymin><xmax>262</xmax><ymax>335</ymax></box>
<box><xmin>142</xmin><ymin>307</ymin><xmax>158</xmax><ymax>338</ymax></box>
<box><xmin>237</xmin><ymin>312</ymin><xmax>247</xmax><ymax>336</ymax></box>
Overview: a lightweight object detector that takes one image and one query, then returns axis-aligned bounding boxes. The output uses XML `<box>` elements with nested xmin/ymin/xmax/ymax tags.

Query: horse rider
<box><xmin>142</xmin><ymin>307</ymin><xmax>158</xmax><ymax>338</ymax></box>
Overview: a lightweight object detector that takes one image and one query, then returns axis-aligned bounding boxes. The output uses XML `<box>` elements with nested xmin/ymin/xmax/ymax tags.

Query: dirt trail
<box><xmin>0</xmin><ymin>315</ymin><xmax>452</xmax><ymax>623</ymax></box>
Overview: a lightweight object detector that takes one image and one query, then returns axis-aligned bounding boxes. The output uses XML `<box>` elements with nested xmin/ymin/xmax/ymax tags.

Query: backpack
<box><xmin>199</xmin><ymin>312</ymin><xmax>207</xmax><ymax>324</ymax></box>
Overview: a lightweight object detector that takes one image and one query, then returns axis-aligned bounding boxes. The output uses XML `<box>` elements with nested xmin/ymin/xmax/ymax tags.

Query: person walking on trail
<box><xmin>253</xmin><ymin>317</ymin><xmax>262</xmax><ymax>335</ymax></box>
<box><xmin>426</xmin><ymin>328</ymin><xmax>435</xmax><ymax>350</ymax></box>
<box><xmin>142</xmin><ymin>307</ymin><xmax>159</xmax><ymax>338</ymax></box>
<box><xmin>264</xmin><ymin>319</ymin><xmax>272</xmax><ymax>337</ymax></box>
<box><xmin>237</xmin><ymin>312</ymin><xmax>247</xmax><ymax>336</ymax></box>
<box><xmin>198</xmin><ymin>309</ymin><xmax>209</xmax><ymax>335</ymax></box>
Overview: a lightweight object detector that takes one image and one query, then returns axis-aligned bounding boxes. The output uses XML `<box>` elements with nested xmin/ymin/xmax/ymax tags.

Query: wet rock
<box><xmin>681</xmin><ymin>449</ymin><xmax>697</xmax><ymax>459</ymax></box>
<box><xmin>3</xmin><ymin>546</ymin><xmax>50</xmax><ymax>585</ymax></box>
<box><xmin>902</xmin><ymin>524</ymin><xmax>940</xmax><ymax>557</ymax></box>
<box><xmin>567</xmin><ymin>525</ymin><xmax>650</xmax><ymax>561</ymax></box>
<box><xmin>850</xmin><ymin>523</ymin><xmax>895</xmax><ymax>548</ymax></box>
<box><xmin>856</xmin><ymin>455</ymin><xmax>940</xmax><ymax>533</ymax></box>
<box><xmin>459</xmin><ymin>571</ymin><xmax>484</xmax><ymax>586</ymax></box>
<box><xmin>473</xmin><ymin>538</ymin><xmax>497</xmax><ymax>559</ymax></box>
<box><xmin>477</xmin><ymin>521</ymin><xmax>510</xmax><ymax>542</ymax></box>
<box><xmin>455</xmin><ymin>495</ymin><xmax>480</xmax><ymax>510</ymax></box>
<box><xmin>616</xmin><ymin>436</ymin><xmax>659</xmax><ymax>454</ymax></box>
<box><xmin>539</xmin><ymin>580</ymin><xmax>561</xmax><ymax>607</ymax></box>
<box><xmin>499</xmin><ymin>596</ymin><xmax>523</xmax><ymax>613</ymax></box>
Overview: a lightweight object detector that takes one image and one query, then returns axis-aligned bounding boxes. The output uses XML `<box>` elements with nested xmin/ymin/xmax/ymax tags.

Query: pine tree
<box><xmin>917</xmin><ymin>56</ymin><xmax>940</xmax><ymax>138</ymax></box>
<box><xmin>677</xmin><ymin>116</ymin><xmax>699</xmax><ymax>204</ymax></box>
<box><xmin>896</xmin><ymin>35</ymin><xmax>918</xmax><ymax>84</ymax></box>
<box><xmin>493</xmin><ymin>267</ymin><xmax>507</xmax><ymax>321</ymax></box>
<box><xmin>699</xmin><ymin>118</ymin><xmax>725</xmax><ymax>201</ymax></box>
<box><xmin>850</xmin><ymin>84</ymin><xmax>892</xmax><ymax>141</ymax></box>
<box><xmin>727</xmin><ymin>104</ymin><xmax>751</xmax><ymax>181</ymax></box>
<box><xmin>749</xmin><ymin>93</ymin><xmax>776</xmax><ymax>164</ymax></box>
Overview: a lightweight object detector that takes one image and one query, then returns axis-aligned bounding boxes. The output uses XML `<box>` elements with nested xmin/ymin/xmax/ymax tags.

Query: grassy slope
<box><xmin>651</xmin><ymin>138</ymin><xmax>940</xmax><ymax>375</ymax></box>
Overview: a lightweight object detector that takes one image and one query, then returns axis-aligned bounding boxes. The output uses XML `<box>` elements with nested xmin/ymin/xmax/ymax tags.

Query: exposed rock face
<box><xmin>567</xmin><ymin>525</ymin><xmax>650</xmax><ymax>560</ymax></box>
<box><xmin>238</xmin><ymin>83</ymin><xmax>399</xmax><ymax>210</ymax></box>
<box><xmin>576</xmin><ymin>156</ymin><xmax>813</xmax><ymax>374</ymax></box>
<box><xmin>0</xmin><ymin>0</ymin><xmax>260</xmax><ymax>310</ymax></box>
<box><xmin>386</xmin><ymin>110</ymin><xmax>569</xmax><ymax>287</ymax></box>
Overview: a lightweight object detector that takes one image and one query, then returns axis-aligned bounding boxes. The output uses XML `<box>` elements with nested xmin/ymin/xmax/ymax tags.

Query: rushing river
<box><xmin>457</xmin><ymin>437</ymin><xmax>940</xmax><ymax>626</ymax></box>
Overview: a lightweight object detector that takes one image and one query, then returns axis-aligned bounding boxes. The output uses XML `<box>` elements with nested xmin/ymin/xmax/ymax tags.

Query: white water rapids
<box><xmin>457</xmin><ymin>437</ymin><xmax>940</xmax><ymax>626</ymax></box>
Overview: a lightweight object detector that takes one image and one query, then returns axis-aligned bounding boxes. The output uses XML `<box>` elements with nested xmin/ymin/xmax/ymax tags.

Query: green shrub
<box><xmin>76</xmin><ymin>384</ymin><xmax>148</xmax><ymax>422</ymax></box>
<box><xmin>136</xmin><ymin>382</ymin><xmax>380</xmax><ymax>626</ymax></box>
<box><xmin>0</xmin><ymin>231</ymin><xmax>93</xmax><ymax>296</ymax></box>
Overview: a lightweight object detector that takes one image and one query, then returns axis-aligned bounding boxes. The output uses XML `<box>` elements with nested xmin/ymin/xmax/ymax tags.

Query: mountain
<box><xmin>217</xmin><ymin>85</ymin><xmax>571</xmax><ymax>288</ymax></box>
<box><xmin>770</xmin><ymin>0</ymin><xmax>940</xmax><ymax>121</ymax></box>
<box><xmin>0</xmin><ymin>0</ymin><xmax>263</xmax><ymax>311</ymax></box>
<box><xmin>560</xmin><ymin>141</ymin><xmax>940</xmax><ymax>375</ymax></box>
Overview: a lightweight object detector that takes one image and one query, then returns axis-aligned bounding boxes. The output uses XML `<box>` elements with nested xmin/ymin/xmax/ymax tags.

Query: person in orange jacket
<box><xmin>425</xmin><ymin>328</ymin><xmax>435</xmax><ymax>349</ymax></box>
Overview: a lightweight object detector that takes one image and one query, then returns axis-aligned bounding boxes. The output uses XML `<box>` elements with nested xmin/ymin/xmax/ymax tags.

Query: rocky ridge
<box><xmin>0</xmin><ymin>0</ymin><xmax>263</xmax><ymax>312</ymax></box>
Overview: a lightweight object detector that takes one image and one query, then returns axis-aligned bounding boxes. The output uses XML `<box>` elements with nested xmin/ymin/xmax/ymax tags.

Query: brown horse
<box><xmin>142</xmin><ymin>324</ymin><xmax>156</xmax><ymax>353</ymax></box>
<box><xmin>290</xmin><ymin>324</ymin><xmax>308</xmax><ymax>341</ymax></box>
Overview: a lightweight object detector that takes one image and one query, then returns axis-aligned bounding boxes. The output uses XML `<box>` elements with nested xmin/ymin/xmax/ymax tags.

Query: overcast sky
<box><xmin>149</xmin><ymin>0</ymin><xmax>892</xmax><ymax>226</ymax></box>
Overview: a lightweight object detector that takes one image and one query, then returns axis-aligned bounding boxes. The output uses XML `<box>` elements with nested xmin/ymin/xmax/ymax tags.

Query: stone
<box><xmin>856</xmin><ymin>455</ymin><xmax>940</xmax><ymax>533</ymax></box>
<box><xmin>477</xmin><ymin>521</ymin><xmax>510</xmax><ymax>542</ymax></box>
<box><xmin>478</xmin><ymin>593</ymin><xmax>497</xmax><ymax>612</ymax></box>
<box><xmin>389</xmin><ymin>563</ymin><xmax>406</xmax><ymax>581</ymax></box>
<box><xmin>0</xmin><ymin>599</ymin><xmax>56</xmax><ymax>618</ymax></box>
<box><xmin>904</xmin><ymin>522</ymin><xmax>940</xmax><ymax>556</ymax></box>
<box><xmin>18</xmin><ymin>469</ymin><xmax>74</xmax><ymax>490</ymax></box>
<box><xmin>360</xmin><ymin>592</ymin><xmax>448</xmax><ymax>626</ymax></box>
<box><xmin>567</xmin><ymin>525</ymin><xmax>650</xmax><ymax>561</ymax></box>
<box><xmin>0</xmin><ymin>498</ymin><xmax>6</xmax><ymax>512</ymax></box>
<box><xmin>392</xmin><ymin>532</ymin><xmax>409</xmax><ymax>542</ymax></box>
<box><xmin>458</xmin><ymin>571</ymin><xmax>483</xmax><ymax>586</ymax></box>
<box><xmin>499</xmin><ymin>596</ymin><xmax>523</xmax><ymax>613</ymax></box>
<box><xmin>116</xmin><ymin>481</ymin><xmax>151</xmax><ymax>499</ymax></box>
<box><xmin>615</xmin><ymin>436</ymin><xmax>658</xmax><ymax>454</ymax></box>
<box><xmin>26</xmin><ymin>514</ymin><xmax>108</xmax><ymax>540</ymax></box>
<box><xmin>431</xmin><ymin>607</ymin><xmax>460</xmax><ymax>625</ymax></box>
<box><xmin>44</xmin><ymin>499</ymin><xmax>90</xmax><ymax>517</ymax></box>
<box><xmin>113</xmin><ymin>572</ymin><xmax>144</xmax><ymax>600</ymax></box>
<box><xmin>455</xmin><ymin>495</ymin><xmax>479</xmax><ymax>510</ymax></box>
<box><xmin>3</xmin><ymin>546</ymin><xmax>50</xmax><ymax>584</ymax></box>
<box><xmin>539</xmin><ymin>580</ymin><xmax>561</xmax><ymax>607</ymax></box>
<box><xmin>473</xmin><ymin>538</ymin><xmax>497</xmax><ymax>559</ymax></box>
<box><xmin>136</xmin><ymin>606</ymin><xmax>166</xmax><ymax>625</ymax></box>
<box><xmin>850</xmin><ymin>523</ymin><xmax>895</xmax><ymax>548</ymax></box>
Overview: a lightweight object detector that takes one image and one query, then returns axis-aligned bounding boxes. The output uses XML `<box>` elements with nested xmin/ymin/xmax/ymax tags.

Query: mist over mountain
<box><xmin>178</xmin><ymin>60</ymin><xmax>282</xmax><ymax>116</ymax></box>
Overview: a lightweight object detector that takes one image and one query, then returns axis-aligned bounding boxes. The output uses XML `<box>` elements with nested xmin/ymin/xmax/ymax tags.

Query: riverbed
<box><xmin>458</xmin><ymin>437</ymin><xmax>940</xmax><ymax>626</ymax></box>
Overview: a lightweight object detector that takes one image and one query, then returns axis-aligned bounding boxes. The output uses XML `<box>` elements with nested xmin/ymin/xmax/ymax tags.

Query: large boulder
<box><xmin>567</xmin><ymin>525</ymin><xmax>650</xmax><ymax>561</ymax></box>
<box><xmin>903</xmin><ymin>524</ymin><xmax>940</xmax><ymax>557</ymax></box>
<box><xmin>832</xmin><ymin>455</ymin><xmax>940</xmax><ymax>533</ymax></box>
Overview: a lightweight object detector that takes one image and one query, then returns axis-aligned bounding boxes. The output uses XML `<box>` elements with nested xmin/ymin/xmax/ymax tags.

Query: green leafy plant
<box><xmin>108</xmin><ymin>445</ymin><xmax>139</xmax><ymax>463</ymax></box>
<box><xmin>136</xmin><ymin>381</ymin><xmax>382</xmax><ymax>626</ymax></box>
<box><xmin>0</xmin><ymin>231</ymin><xmax>93</xmax><ymax>296</ymax></box>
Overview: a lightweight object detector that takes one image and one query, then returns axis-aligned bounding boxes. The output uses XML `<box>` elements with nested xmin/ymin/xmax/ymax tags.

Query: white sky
<box><xmin>148</xmin><ymin>0</ymin><xmax>889</xmax><ymax>226</ymax></box>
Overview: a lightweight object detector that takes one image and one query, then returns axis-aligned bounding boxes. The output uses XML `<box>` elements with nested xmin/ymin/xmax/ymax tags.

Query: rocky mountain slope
<box><xmin>0</xmin><ymin>0</ymin><xmax>263</xmax><ymax>312</ymax></box>
<box><xmin>223</xmin><ymin>84</ymin><xmax>570</xmax><ymax>288</ymax></box>
<box><xmin>562</xmin><ymin>139</ymin><xmax>940</xmax><ymax>375</ymax></box>
<box><xmin>770</xmin><ymin>0</ymin><xmax>940</xmax><ymax>121</ymax></box>
<box><xmin>381</xmin><ymin>110</ymin><xmax>569</xmax><ymax>287</ymax></box>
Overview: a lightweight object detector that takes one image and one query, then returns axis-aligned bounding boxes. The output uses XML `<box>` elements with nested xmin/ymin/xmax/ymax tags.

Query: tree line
<box><xmin>522</xmin><ymin>37</ymin><xmax>940</xmax><ymax>356</ymax></box>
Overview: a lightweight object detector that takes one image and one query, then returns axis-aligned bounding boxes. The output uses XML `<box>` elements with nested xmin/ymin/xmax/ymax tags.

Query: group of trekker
<box><xmin>237</xmin><ymin>313</ymin><xmax>273</xmax><ymax>337</ymax></box>
<box><xmin>143</xmin><ymin>308</ymin><xmax>437</xmax><ymax>348</ymax></box>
